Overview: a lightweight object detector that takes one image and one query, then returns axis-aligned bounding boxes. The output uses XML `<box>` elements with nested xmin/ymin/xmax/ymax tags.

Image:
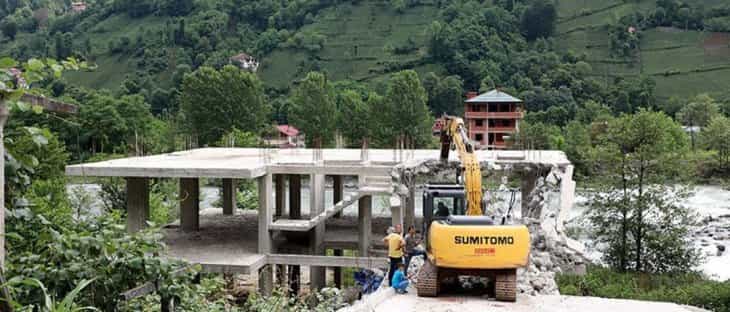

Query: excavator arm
<box><xmin>439</xmin><ymin>116</ymin><xmax>483</xmax><ymax>216</ymax></box>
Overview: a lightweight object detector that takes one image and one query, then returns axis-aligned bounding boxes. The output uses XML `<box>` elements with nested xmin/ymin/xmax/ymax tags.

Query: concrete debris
<box><xmin>391</xmin><ymin>158</ymin><xmax>588</xmax><ymax>297</ymax></box>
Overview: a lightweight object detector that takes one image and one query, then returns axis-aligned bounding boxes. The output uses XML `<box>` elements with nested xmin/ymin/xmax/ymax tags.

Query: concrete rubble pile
<box><xmin>391</xmin><ymin>159</ymin><xmax>589</xmax><ymax>296</ymax></box>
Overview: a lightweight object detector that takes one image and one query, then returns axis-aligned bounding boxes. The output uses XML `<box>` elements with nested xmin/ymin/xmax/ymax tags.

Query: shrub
<box><xmin>557</xmin><ymin>266</ymin><xmax>730</xmax><ymax>312</ymax></box>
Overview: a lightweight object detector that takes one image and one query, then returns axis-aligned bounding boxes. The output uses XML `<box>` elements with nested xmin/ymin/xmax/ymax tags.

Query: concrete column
<box><xmin>288</xmin><ymin>174</ymin><xmax>301</xmax><ymax>219</ymax></box>
<box><xmin>126</xmin><ymin>177</ymin><xmax>150</xmax><ymax>233</ymax></box>
<box><xmin>309</xmin><ymin>174</ymin><xmax>326</xmax><ymax>291</ymax></box>
<box><xmin>180</xmin><ymin>178</ymin><xmax>199</xmax><ymax>232</ymax></box>
<box><xmin>258</xmin><ymin>173</ymin><xmax>274</xmax><ymax>295</ymax></box>
<box><xmin>275</xmin><ymin>174</ymin><xmax>286</xmax><ymax>217</ymax></box>
<box><xmin>332</xmin><ymin>175</ymin><xmax>343</xmax><ymax>217</ymax></box>
<box><xmin>391</xmin><ymin>196</ymin><xmax>403</xmax><ymax>229</ymax></box>
<box><xmin>521</xmin><ymin>171</ymin><xmax>538</xmax><ymax>216</ymax></box>
<box><xmin>287</xmin><ymin>174</ymin><xmax>301</xmax><ymax>295</ymax></box>
<box><xmin>332</xmin><ymin>175</ymin><xmax>344</xmax><ymax>288</ymax></box>
<box><xmin>358</xmin><ymin>195</ymin><xmax>372</xmax><ymax>257</ymax></box>
<box><xmin>333</xmin><ymin>249</ymin><xmax>343</xmax><ymax>288</ymax></box>
<box><xmin>558</xmin><ymin>165</ymin><xmax>576</xmax><ymax>234</ymax></box>
<box><xmin>405</xmin><ymin>183</ymin><xmax>416</xmax><ymax>230</ymax></box>
<box><xmin>222</xmin><ymin>178</ymin><xmax>236</xmax><ymax>215</ymax></box>
<box><xmin>288</xmin><ymin>264</ymin><xmax>301</xmax><ymax>295</ymax></box>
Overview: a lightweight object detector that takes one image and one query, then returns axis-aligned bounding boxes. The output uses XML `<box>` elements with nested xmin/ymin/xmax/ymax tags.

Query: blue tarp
<box><xmin>354</xmin><ymin>269</ymin><xmax>383</xmax><ymax>295</ymax></box>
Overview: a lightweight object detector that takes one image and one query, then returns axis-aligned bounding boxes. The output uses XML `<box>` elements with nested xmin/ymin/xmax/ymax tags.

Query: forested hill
<box><xmin>1</xmin><ymin>0</ymin><xmax>729</xmax><ymax>95</ymax></box>
<box><xmin>2</xmin><ymin>0</ymin><xmax>730</xmax><ymax>145</ymax></box>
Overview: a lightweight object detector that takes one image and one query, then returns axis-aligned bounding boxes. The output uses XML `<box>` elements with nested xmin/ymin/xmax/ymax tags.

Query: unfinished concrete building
<box><xmin>65</xmin><ymin>148</ymin><xmax>577</xmax><ymax>295</ymax></box>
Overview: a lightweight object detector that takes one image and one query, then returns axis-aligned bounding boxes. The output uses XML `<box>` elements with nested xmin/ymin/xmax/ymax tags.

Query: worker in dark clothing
<box><xmin>436</xmin><ymin>202</ymin><xmax>450</xmax><ymax>217</ymax></box>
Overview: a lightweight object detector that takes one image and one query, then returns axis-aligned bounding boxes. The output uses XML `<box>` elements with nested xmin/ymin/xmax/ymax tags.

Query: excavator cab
<box><xmin>421</xmin><ymin>184</ymin><xmax>466</xmax><ymax>243</ymax></box>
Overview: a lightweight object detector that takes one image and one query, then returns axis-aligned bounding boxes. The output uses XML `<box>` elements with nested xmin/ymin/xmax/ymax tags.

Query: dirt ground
<box><xmin>369</xmin><ymin>293</ymin><xmax>709</xmax><ymax>312</ymax></box>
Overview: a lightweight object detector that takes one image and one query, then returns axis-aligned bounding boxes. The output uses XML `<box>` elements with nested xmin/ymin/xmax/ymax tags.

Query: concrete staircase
<box><xmin>269</xmin><ymin>175</ymin><xmax>393</xmax><ymax>232</ymax></box>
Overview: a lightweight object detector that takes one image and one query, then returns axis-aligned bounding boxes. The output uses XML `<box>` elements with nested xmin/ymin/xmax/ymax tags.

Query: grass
<box><xmin>259</xmin><ymin>1</ymin><xmax>443</xmax><ymax>88</ymax></box>
<box><xmin>557</xmin><ymin>266</ymin><xmax>730</xmax><ymax>312</ymax></box>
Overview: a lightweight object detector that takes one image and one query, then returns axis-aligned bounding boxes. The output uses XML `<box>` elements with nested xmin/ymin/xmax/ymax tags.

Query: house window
<box><xmin>475</xmin><ymin>119</ymin><xmax>484</xmax><ymax>127</ymax></box>
<box><xmin>475</xmin><ymin>134</ymin><xmax>483</xmax><ymax>142</ymax></box>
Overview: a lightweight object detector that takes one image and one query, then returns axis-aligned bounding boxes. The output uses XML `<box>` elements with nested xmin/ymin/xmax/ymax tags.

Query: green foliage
<box><xmin>520</xmin><ymin>0</ymin><xmax>557</xmax><ymax>40</ymax></box>
<box><xmin>337</xmin><ymin>89</ymin><xmax>370</xmax><ymax>147</ymax></box>
<box><xmin>1</xmin><ymin>18</ymin><xmax>17</xmax><ymax>39</ymax></box>
<box><xmin>180</xmin><ymin>65</ymin><xmax>268</xmax><ymax>145</ymax></box>
<box><xmin>374</xmin><ymin>70</ymin><xmax>433</xmax><ymax>148</ymax></box>
<box><xmin>5</xmin><ymin>278</ymin><xmax>98</xmax><ymax>312</ymax></box>
<box><xmin>422</xmin><ymin>72</ymin><xmax>463</xmax><ymax>117</ymax></box>
<box><xmin>512</xmin><ymin>119</ymin><xmax>562</xmax><ymax>150</ymax></box>
<box><xmin>557</xmin><ymin>266</ymin><xmax>730</xmax><ymax>312</ymax></box>
<box><xmin>587</xmin><ymin>110</ymin><xmax>698</xmax><ymax>273</ymax></box>
<box><xmin>676</xmin><ymin>93</ymin><xmax>721</xmax><ymax>149</ymax></box>
<box><xmin>289</xmin><ymin>71</ymin><xmax>337</xmax><ymax>147</ymax></box>
<box><xmin>700</xmin><ymin>115</ymin><xmax>730</xmax><ymax>174</ymax></box>
<box><xmin>213</xmin><ymin>127</ymin><xmax>260</xmax><ymax>148</ymax></box>
<box><xmin>6</xmin><ymin>209</ymin><xmax>188</xmax><ymax>310</ymax></box>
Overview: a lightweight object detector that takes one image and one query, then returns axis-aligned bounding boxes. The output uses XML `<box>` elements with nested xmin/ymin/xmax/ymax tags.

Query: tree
<box><xmin>377</xmin><ymin>70</ymin><xmax>434</xmax><ymax>148</ymax></box>
<box><xmin>520</xmin><ymin>0</ymin><xmax>556</xmax><ymax>40</ymax></box>
<box><xmin>288</xmin><ymin>71</ymin><xmax>337</xmax><ymax>147</ymax></box>
<box><xmin>676</xmin><ymin>93</ymin><xmax>720</xmax><ymax>150</ymax></box>
<box><xmin>338</xmin><ymin>90</ymin><xmax>371</xmax><ymax>147</ymax></box>
<box><xmin>180</xmin><ymin>65</ymin><xmax>268</xmax><ymax>145</ymax></box>
<box><xmin>588</xmin><ymin>109</ymin><xmax>697</xmax><ymax>273</ymax></box>
<box><xmin>423</xmin><ymin>73</ymin><xmax>464</xmax><ymax>116</ymax></box>
<box><xmin>1</xmin><ymin>18</ymin><xmax>17</xmax><ymax>39</ymax></box>
<box><xmin>700</xmin><ymin>115</ymin><xmax>730</xmax><ymax>172</ymax></box>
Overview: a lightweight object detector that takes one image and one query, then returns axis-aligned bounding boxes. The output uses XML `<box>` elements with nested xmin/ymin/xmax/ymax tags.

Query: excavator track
<box><xmin>495</xmin><ymin>269</ymin><xmax>517</xmax><ymax>302</ymax></box>
<box><xmin>416</xmin><ymin>258</ymin><xmax>439</xmax><ymax>297</ymax></box>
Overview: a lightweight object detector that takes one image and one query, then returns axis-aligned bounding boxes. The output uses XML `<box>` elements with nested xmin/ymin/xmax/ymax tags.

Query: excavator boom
<box><xmin>439</xmin><ymin>116</ymin><xmax>483</xmax><ymax>216</ymax></box>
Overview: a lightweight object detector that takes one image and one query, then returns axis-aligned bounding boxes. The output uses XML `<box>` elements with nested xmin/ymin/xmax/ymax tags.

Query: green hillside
<box><xmin>2</xmin><ymin>0</ymin><xmax>730</xmax><ymax>100</ymax></box>
<box><xmin>260</xmin><ymin>1</ymin><xmax>443</xmax><ymax>88</ymax></box>
<box><xmin>555</xmin><ymin>0</ymin><xmax>730</xmax><ymax>99</ymax></box>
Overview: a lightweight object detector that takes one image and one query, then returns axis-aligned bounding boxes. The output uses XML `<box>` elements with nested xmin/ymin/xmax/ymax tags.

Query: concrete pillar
<box><xmin>309</xmin><ymin>174</ymin><xmax>326</xmax><ymax>291</ymax></box>
<box><xmin>258</xmin><ymin>174</ymin><xmax>274</xmax><ymax>295</ymax></box>
<box><xmin>332</xmin><ymin>175</ymin><xmax>343</xmax><ymax>217</ymax></box>
<box><xmin>558</xmin><ymin>165</ymin><xmax>576</xmax><ymax>234</ymax></box>
<box><xmin>405</xmin><ymin>183</ymin><xmax>416</xmax><ymax>230</ymax></box>
<box><xmin>289</xmin><ymin>174</ymin><xmax>301</xmax><ymax>219</ymax></box>
<box><xmin>275</xmin><ymin>174</ymin><xmax>286</xmax><ymax>217</ymax></box>
<box><xmin>358</xmin><ymin>195</ymin><xmax>372</xmax><ymax>257</ymax></box>
<box><xmin>179</xmin><ymin>178</ymin><xmax>199</xmax><ymax>232</ymax></box>
<box><xmin>287</xmin><ymin>174</ymin><xmax>302</xmax><ymax>295</ymax></box>
<box><xmin>521</xmin><ymin>171</ymin><xmax>538</xmax><ymax>216</ymax></box>
<box><xmin>333</xmin><ymin>249</ymin><xmax>343</xmax><ymax>288</ymax></box>
<box><xmin>391</xmin><ymin>196</ymin><xmax>403</xmax><ymax>229</ymax></box>
<box><xmin>288</xmin><ymin>264</ymin><xmax>301</xmax><ymax>295</ymax></box>
<box><xmin>222</xmin><ymin>178</ymin><xmax>236</xmax><ymax>215</ymax></box>
<box><xmin>126</xmin><ymin>177</ymin><xmax>150</xmax><ymax>233</ymax></box>
<box><xmin>332</xmin><ymin>175</ymin><xmax>344</xmax><ymax>288</ymax></box>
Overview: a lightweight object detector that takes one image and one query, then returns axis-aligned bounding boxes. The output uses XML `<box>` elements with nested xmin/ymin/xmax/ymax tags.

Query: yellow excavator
<box><xmin>416</xmin><ymin>116</ymin><xmax>530</xmax><ymax>301</ymax></box>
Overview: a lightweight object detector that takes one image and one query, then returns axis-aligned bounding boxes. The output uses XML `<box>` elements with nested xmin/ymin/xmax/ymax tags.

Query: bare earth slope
<box><xmin>370</xmin><ymin>294</ymin><xmax>708</xmax><ymax>312</ymax></box>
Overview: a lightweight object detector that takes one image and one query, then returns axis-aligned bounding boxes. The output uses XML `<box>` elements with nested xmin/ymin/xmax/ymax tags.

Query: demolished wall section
<box><xmin>390</xmin><ymin>159</ymin><xmax>588</xmax><ymax>296</ymax></box>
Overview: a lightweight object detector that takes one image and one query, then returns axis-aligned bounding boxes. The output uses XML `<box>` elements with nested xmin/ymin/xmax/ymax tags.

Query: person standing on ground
<box><xmin>404</xmin><ymin>225</ymin><xmax>425</xmax><ymax>274</ymax></box>
<box><xmin>391</xmin><ymin>263</ymin><xmax>409</xmax><ymax>294</ymax></box>
<box><xmin>383</xmin><ymin>224</ymin><xmax>405</xmax><ymax>286</ymax></box>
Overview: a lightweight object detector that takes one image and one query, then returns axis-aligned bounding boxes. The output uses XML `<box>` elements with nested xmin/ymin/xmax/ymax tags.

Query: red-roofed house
<box><xmin>265</xmin><ymin>125</ymin><xmax>305</xmax><ymax>148</ymax></box>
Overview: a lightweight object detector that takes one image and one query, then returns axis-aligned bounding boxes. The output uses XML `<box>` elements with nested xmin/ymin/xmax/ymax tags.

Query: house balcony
<box><xmin>465</xmin><ymin>111</ymin><xmax>524</xmax><ymax>119</ymax></box>
<box><xmin>469</xmin><ymin>126</ymin><xmax>517</xmax><ymax>133</ymax></box>
<box><xmin>488</xmin><ymin>126</ymin><xmax>517</xmax><ymax>133</ymax></box>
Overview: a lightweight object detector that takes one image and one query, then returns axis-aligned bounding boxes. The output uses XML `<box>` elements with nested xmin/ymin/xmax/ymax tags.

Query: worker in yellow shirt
<box><xmin>383</xmin><ymin>224</ymin><xmax>405</xmax><ymax>286</ymax></box>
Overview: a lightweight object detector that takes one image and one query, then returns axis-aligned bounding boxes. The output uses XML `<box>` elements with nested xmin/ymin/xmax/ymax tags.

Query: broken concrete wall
<box><xmin>390</xmin><ymin>158</ymin><xmax>588</xmax><ymax>296</ymax></box>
